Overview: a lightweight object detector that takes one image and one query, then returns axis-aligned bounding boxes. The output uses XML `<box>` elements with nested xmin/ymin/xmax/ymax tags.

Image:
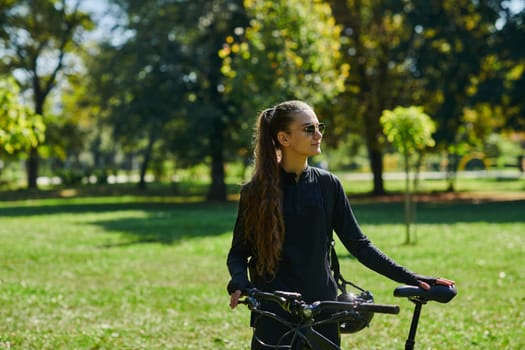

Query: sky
<box><xmin>506</xmin><ymin>0</ymin><xmax>525</xmax><ymax>12</ymax></box>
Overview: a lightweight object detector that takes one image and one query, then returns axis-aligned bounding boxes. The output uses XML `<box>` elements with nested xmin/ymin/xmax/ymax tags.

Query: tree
<box><xmin>0</xmin><ymin>0</ymin><xmax>93</xmax><ymax>188</ymax></box>
<box><xmin>181</xmin><ymin>0</ymin><xmax>249</xmax><ymax>201</ymax></box>
<box><xmin>92</xmin><ymin>0</ymin><xmax>249</xmax><ymax>197</ymax></box>
<box><xmin>89</xmin><ymin>0</ymin><xmax>194</xmax><ymax>189</ymax></box>
<box><xmin>404</xmin><ymin>0</ymin><xmax>507</xmax><ymax>190</ymax></box>
<box><xmin>220</xmin><ymin>0</ymin><xmax>348</xmax><ymax>136</ymax></box>
<box><xmin>381</xmin><ymin>106</ymin><xmax>436</xmax><ymax>244</ymax></box>
<box><xmin>100</xmin><ymin>0</ymin><xmax>345</xmax><ymax>199</ymax></box>
<box><xmin>469</xmin><ymin>3</ymin><xmax>525</xmax><ymax>132</ymax></box>
<box><xmin>327</xmin><ymin>0</ymin><xmax>521</xmax><ymax>193</ymax></box>
<box><xmin>46</xmin><ymin>71</ymin><xmax>105</xmax><ymax>184</ymax></box>
<box><xmin>0</xmin><ymin>76</ymin><xmax>45</xmax><ymax>160</ymax></box>
<box><xmin>327</xmin><ymin>0</ymin><xmax>420</xmax><ymax>195</ymax></box>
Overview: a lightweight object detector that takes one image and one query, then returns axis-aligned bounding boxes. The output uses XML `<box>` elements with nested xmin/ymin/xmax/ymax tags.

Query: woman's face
<box><xmin>279</xmin><ymin>108</ymin><xmax>324</xmax><ymax>158</ymax></box>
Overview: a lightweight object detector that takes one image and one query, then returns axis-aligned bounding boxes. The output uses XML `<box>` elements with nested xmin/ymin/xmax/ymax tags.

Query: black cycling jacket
<box><xmin>226</xmin><ymin>166</ymin><xmax>420</xmax><ymax>302</ymax></box>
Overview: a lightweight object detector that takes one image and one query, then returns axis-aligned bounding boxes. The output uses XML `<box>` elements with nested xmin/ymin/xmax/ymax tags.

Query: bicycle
<box><xmin>239</xmin><ymin>284</ymin><xmax>457</xmax><ymax>350</ymax></box>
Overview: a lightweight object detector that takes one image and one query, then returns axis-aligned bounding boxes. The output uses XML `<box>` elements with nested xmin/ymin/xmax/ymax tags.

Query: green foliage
<box><xmin>90</xmin><ymin>1</ymin><xmax>250</xmax><ymax>197</ymax></box>
<box><xmin>87</xmin><ymin>1</ymin><xmax>195</xmax><ymax>188</ymax></box>
<box><xmin>381</xmin><ymin>106</ymin><xmax>436</xmax><ymax>156</ymax></box>
<box><xmin>404</xmin><ymin>0</ymin><xmax>510</xmax><ymax>144</ymax></box>
<box><xmin>0</xmin><ymin>0</ymin><xmax>94</xmax><ymax>89</ymax></box>
<box><xmin>2</xmin><ymin>0</ymin><xmax>523</xmax><ymax>196</ymax></box>
<box><xmin>326</xmin><ymin>0</ymin><xmax>425</xmax><ymax>194</ymax></box>
<box><xmin>0</xmin><ymin>0</ymin><xmax>94</xmax><ymax>188</ymax></box>
<box><xmin>0</xmin><ymin>77</ymin><xmax>45</xmax><ymax>155</ymax></box>
<box><xmin>468</xmin><ymin>6</ymin><xmax>525</xmax><ymax>131</ymax></box>
<box><xmin>325</xmin><ymin>0</ymin><xmax>524</xmax><ymax>193</ymax></box>
<box><xmin>220</xmin><ymin>0</ymin><xmax>348</xmax><ymax>111</ymax></box>
<box><xmin>484</xmin><ymin>133</ymin><xmax>523</xmax><ymax>169</ymax></box>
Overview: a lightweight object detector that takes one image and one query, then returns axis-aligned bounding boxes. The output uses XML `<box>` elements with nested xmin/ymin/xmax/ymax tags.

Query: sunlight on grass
<box><xmin>0</xmin><ymin>188</ymin><xmax>523</xmax><ymax>349</ymax></box>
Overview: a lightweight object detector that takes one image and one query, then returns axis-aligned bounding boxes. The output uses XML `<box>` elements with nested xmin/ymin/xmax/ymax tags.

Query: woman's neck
<box><xmin>280</xmin><ymin>156</ymin><xmax>308</xmax><ymax>180</ymax></box>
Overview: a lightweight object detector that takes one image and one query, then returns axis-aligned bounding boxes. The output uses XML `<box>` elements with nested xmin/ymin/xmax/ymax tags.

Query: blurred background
<box><xmin>1</xmin><ymin>0</ymin><xmax>524</xmax><ymax>199</ymax></box>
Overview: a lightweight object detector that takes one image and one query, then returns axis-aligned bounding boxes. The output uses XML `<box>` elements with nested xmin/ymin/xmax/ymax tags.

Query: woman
<box><xmin>226</xmin><ymin>100</ymin><xmax>453</xmax><ymax>349</ymax></box>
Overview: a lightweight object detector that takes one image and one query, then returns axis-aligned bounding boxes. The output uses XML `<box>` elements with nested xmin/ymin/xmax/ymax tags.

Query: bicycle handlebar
<box><xmin>353</xmin><ymin>302</ymin><xmax>400</xmax><ymax>314</ymax></box>
<box><xmin>240</xmin><ymin>288</ymin><xmax>400</xmax><ymax>318</ymax></box>
<box><xmin>237</xmin><ymin>285</ymin><xmax>456</xmax><ymax>350</ymax></box>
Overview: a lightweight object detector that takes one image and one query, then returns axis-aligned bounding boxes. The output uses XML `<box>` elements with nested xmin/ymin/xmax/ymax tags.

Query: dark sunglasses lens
<box><xmin>305</xmin><ymin>125</ymin><xmax>316</xmax><ymax>135</ymax></box>
<box><xmin>304</xmin><ymin>123</ymin><xmax>325</xmax><ymax>135</ymax></box>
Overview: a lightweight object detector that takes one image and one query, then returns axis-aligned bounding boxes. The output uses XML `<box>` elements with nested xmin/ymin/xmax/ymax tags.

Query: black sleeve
<box><xmin>226</xmin><ymin>194</ymin><xmax>254</xmax><ymax>294</ymax></box>
<box><xmin>330</xmin><ymin>175</ymin><xmax>420</xmax><ymax>286</ymax></box>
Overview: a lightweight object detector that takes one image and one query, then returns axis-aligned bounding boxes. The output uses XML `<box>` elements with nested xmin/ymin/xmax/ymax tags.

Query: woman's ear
<box><xmin>277</xmin><ymin>131</ymin><xmax>288</xmax><ymax>147</ymax></box>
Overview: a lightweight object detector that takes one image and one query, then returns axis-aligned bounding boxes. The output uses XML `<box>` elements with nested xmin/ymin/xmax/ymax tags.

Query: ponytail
<box><xmin>242</xmin><ymin>100</ymin><xmax>313</xmax><ymax>278</ymax></box>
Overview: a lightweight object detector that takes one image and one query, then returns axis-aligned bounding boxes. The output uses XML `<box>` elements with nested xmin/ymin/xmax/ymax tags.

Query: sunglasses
<box><xmin>302</xmin><ymin>123</ymin><xmax>326</xmax><ymax>136</ymax></box>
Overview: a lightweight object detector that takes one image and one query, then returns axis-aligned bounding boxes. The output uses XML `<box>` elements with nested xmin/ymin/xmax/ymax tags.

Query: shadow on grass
<box><xmin>93</xmin><ymin>202</ymin><xmax>238</xmax><ymax>247</ymax></box>
<box><xmin>1</xmin><ymin>193</ymin><xmax>523</xmax><ymax>247</ymax></box>
<box><xmin>0</xmin><ymin>201</ymin><xmax>186</xmax><ymax>216</ymax></box>
<box><xmin>0</xmin><ymin>199</ymin><xmax>239</xmax><ymax>247</ymax></box>
<box><xmin>2</xmin><ymin>196</ymin><xmax>523</xmax><ymax>223</ymax></box>
<box><xmin>350</xmin><ymin>199</ymin><xmax>525</xmax><ymax>225</ymax></box>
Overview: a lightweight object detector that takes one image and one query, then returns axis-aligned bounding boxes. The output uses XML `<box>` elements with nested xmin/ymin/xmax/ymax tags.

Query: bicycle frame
<box><xmin>250</xmin><ymin>308</ymin><xmax>341</xmax><ymax>350</ymax></box>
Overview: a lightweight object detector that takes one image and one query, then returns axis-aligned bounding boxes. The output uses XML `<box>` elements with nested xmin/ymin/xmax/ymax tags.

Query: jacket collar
<box><xmin>279</xmin><ymin>165</ymin><xmax>311</xmax><ymax>184</ymax></box>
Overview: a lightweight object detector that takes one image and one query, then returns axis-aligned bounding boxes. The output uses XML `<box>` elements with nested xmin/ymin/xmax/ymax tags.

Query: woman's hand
<box><xmin>418</xmin><ymin>277</ymin><xmax>455</xmax><ymax>290</ymax></box>
<box><xmin>229</xmin><ymin>290</ymin><xmax>242</xmax><ymax>309</ymax></box>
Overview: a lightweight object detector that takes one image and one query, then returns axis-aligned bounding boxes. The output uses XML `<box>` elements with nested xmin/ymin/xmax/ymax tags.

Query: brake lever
<box><xmin>239</xmin><ymin>295</ymin><xmax>259</xmax><ymax>309</ymax></box>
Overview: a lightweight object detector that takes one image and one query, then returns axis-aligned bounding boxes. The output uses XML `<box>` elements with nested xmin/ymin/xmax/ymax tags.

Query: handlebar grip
<box><xmin>320</xmin><ymin>301</ymin><xmax>400</xmax><ymax>315</ymax></box>
<box><xmin>357</xmin><ymin>303</ymin><xmax>400</xmax><ymax>315</ymax></box>
<box><xmin>243</xmin><ymin>288</ymin><xmax>290</xmax><ymax>306</ymax></box>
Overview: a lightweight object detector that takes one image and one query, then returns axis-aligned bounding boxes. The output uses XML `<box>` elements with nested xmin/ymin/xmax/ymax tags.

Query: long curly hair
<box><xmin>241</xmin><ymin>100</ymin><xmax>313</xmax><ymax>278</ymax></box>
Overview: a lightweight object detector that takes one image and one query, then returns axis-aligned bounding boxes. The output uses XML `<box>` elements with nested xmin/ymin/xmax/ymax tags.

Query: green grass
<box><xmin>334</xmin><ymin>172</ymin><xmax>525</xmax><ymax>195</ymax></box>
<box><xmin>0</xmin><ymin>181</ymin><xmax>524</xmax><ymax>349</ymax></box>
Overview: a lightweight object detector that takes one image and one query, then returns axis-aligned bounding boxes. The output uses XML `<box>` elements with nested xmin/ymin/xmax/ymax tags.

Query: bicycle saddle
<box><xmin>393</xmin><ymin>284</ymin><xmax>457</xmax><ymax>303</ymax></box>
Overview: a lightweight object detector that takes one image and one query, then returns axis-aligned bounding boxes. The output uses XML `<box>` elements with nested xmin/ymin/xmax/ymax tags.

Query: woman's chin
<box><xmin>310</xmin><ymin>148</ymin><xmax>322</xmax><ymax>156</ymax></box>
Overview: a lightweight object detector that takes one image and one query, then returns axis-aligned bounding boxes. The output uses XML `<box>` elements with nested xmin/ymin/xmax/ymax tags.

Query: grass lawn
<box><xmin>0</xmin><ymin>177</ymin><xmax>524</xmax><ymax>349</ymax></box>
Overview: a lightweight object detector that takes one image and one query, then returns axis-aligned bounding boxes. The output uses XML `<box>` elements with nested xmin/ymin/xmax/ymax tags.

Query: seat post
<box><xmin>405</xmin><ymin>300</ymin><xmax>424</xmax><ymax>350</ymax></box>
<box><xmin>394</xmin><ymin>284</ymin><xmax>457</xmax><ymax>350</ymax></box>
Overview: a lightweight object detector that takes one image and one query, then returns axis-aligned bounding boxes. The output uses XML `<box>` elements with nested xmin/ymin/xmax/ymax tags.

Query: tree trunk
<box><xmin>138</xmin><ymin>126</ymin><xmax>157</xmax><ymax>190</ymax></box>
<box><xmin>365</xmin><ymin>119</ymin><xmax>385</xmax><ymax>195</ymax></box>
<box><xmin>411</xmin><ymin>152</ymin><xmax>424</xmax><ymax>244</ymax></box>
<box><xmin>138</xmin><ymin>152</ymin><xmax>150</xmax><ymax>190</ymax></box>
<box><xmin>369</xmin><ymin>146</ymin><xmax>385</xmax><ymax>195</ymax></box>
<box><xmin>446</xmin><ymin>151</ymin><xmax>458</xmax><ymax>192</ymax></box>
<box><xmin>403</xmin><ymin>153</ymin><xmax>412</xmax><ymax>244</ymax></box>
<box><xmin>207</xmin><ymin>120</ymin><xmax>226</xmax><ymax>202</ymax></box>
<box><xmin>27</xmin><ymin>73</ymin><xmax>45</xmax><ymax>189</ymax></box>
<box><xmin>26</xmin><ymin>146</ymin><xmax>39</xmax><ymax>189</ymax></box>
